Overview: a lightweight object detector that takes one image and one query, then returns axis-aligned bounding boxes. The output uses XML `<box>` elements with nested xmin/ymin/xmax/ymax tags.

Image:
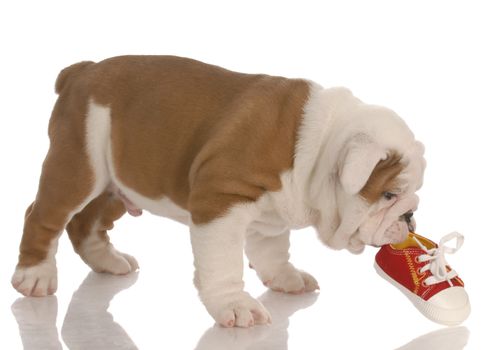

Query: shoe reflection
<box><xmin>11</xmin><ymin>272</ymin><xmax>139</xmax><ymax>350</ymax></box>
<box><xmin>194</xmin><ymin>290</ymin><xmax>319</xmax><ymax>350</ymax></box>
<box><xmin>395</xmin><ymin>326</ymin><xmax>470</xmax><ymax>350</ymax></box>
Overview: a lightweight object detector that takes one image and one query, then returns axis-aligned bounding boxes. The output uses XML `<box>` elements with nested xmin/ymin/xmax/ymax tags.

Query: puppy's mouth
<box><xmin>373</xmin><ymin>211</ymin><xmax>416</xmax><ymax>247</ymax></box>
<box><xmin>353</xmin><ymin>195</ymin><xmax>419</xmax><ymax>250</ymax></box>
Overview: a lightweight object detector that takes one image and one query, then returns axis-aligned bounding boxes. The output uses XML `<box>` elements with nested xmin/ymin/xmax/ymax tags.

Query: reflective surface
<box><xmin>10</xmin><ymin>270</ymin><xmax>471</xmax><ymax>350</ymax></box>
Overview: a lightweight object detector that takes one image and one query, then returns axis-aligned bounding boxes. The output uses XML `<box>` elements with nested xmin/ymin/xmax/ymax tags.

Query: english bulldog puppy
<box><xmin>12</xmin><ymin>56</ymin><xmax>425</xmax><ymax>327</ymax></box>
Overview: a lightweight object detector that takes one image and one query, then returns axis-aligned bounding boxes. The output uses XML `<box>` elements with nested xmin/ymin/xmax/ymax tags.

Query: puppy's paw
<box><xmin>205</xmin><ymin>291</ymin><xmax>272</xmax><ymax>328</ymax></box>
<box><xmin>263</xmin><ymin>264</ymin><xmax>319</xmax><ymax>294</ymax></box>
<box><xmin>83</xmin><ymin>246</ymin><xmax>139</xmax><ymax>275</ymax></box>
<box><xmin>11</xmin><ymin>261</ymin><xmax>58</xmax><ymax>297</ymax></box>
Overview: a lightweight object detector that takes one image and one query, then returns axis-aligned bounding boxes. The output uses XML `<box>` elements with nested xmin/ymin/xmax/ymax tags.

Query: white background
<box><xmin>1</xmin><ymin>1</ymin><xmax>499</xmax><ymax>349</ymax></box>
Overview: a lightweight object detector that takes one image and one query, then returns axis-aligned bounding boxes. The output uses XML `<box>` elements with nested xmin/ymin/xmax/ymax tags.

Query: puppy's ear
<box><xmin>339</xmin><ymin>134</ymin><xmax>386</xmax><ymax>195</ymax></box>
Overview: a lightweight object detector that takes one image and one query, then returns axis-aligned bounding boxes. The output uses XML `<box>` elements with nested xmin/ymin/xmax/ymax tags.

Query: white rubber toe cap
<box><xmin>424</xmin><ymin>286</ymin><xmax>471</xmax><ymax>325</ymax></box>
<box><xmin>428</xmin><ymin>286</ymin><xmax>469</xmax><ymax>309</ymax></box>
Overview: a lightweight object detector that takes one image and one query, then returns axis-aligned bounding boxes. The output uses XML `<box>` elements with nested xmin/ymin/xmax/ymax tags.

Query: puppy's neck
<box><xmin>293</xmin><ymin>85</ymin><xmax>359</xmax><ymax>209</ymax></box>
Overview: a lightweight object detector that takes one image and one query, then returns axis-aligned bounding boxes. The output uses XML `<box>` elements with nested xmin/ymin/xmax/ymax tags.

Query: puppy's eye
<box><xmin>383</xmin><ymin>192</ymin><xmax>396</xmax><ymax>200</ymax></box>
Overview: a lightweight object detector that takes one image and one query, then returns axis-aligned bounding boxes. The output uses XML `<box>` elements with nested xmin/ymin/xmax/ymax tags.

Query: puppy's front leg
<box><xmin>190</xmin><ymin>210</ymin><xmax>271</xmax><ymax>328</ymax></box>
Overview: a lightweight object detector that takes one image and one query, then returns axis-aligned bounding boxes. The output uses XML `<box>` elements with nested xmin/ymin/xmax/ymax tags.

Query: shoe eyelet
<box><xmin>417</xmin><ymin>268</ymin><xmax>424</xmax><ymax>275</ymax></box>
<box><xmin>414</xmin><ymin>256</ymin><xmax>421</xmax><ymax>264</ymax></box>
<box><xmin>421</xmin><ymin>280</ymin><xmax>428</xmax><ymax>287</ymax></box>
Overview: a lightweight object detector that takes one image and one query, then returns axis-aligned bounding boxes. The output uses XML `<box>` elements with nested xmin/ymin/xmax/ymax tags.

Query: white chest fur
<box><xmin>249</xmin><ymin>171</ymin><xmax>317</xmax><ymax>235</ymax></box>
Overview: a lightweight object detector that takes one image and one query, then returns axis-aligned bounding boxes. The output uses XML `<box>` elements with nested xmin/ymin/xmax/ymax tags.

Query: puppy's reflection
<box><xmin>11</xmin><ymin>295</ymin><xmax>63</xmax><ymax>350</ymax></box>
<box><xmin>61</xmin><ymin>272</ymin><xmax>139</xmax><ymax>350</ymax></box>
<box><xmin>195</xmin><ymin>290</ymin><xmax>319</xmax><ymax>350</ymax></box>
<box><xmin>12</xmin><ymin>272</ymin><xmax>139</xmax><ymax>350</ymax></box>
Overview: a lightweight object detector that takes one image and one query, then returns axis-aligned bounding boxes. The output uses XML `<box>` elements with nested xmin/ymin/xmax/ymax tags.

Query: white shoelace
<box><xmin>412</xmin><ymin>232</ymin><xmax>464</xmax><ymax>287</ymax></box>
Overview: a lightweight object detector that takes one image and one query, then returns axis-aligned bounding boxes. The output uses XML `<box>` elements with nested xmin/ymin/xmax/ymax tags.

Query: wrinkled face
<box><xmin>332</xmin><ymin>135</ymin><xmax>426</xmax><ymax>253</ymax></box>
<box><xmin>356</xmin><ymin>151</ymin><xmax>420</xmax><ymax>246</ymax></box>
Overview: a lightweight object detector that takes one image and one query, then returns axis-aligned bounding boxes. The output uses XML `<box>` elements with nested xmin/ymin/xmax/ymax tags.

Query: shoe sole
<box><xmin>374</xmin><ymin>261</ymin><xmax>470</xmax><ymax>326</ymax></box>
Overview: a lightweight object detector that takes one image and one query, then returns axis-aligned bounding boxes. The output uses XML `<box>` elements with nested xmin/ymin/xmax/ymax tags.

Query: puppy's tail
<box><xmin>55</xmin><ymin>61</ymin><xmax>94</xmax><ymax>94</ymax></box>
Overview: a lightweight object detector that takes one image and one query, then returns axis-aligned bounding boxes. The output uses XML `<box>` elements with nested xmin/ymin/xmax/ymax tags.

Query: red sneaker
<box><xmin>375</xmin><ymin>232</ymin><xmax>470</xmax><ymax>325</ymax></box>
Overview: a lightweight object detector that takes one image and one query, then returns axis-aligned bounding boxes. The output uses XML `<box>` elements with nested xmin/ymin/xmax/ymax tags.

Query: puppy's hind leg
<box><xmin>245</xmin><ymin>229</ymin><xmax>319</xmax><ymax>294</ymax></box>
<box><xmin>66</xmin><ymin>191</ymin><xmax>138</xmax><ymax>275</ymax></box>
<box><xmin>12</xmin><ymin>115</ymin><xmax>101</xmax><ymax>296</ymax></box>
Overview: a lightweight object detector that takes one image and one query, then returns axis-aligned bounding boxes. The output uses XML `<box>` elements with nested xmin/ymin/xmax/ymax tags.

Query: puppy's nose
<box><xmin>403</xmin><ymin>211</ymin><xmax>413</xmax><ymax>222</ymax></box>
<box><xmin>401</xmin><ymin>211</ymin><xmax>415</xmax><ymax>232</ymax></box>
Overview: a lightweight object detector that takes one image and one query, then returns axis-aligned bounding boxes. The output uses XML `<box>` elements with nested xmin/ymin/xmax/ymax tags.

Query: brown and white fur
<box><xmin>12</xmin><ymin>56</ymin><xmax>425</xmax><ymax>328</ymax></box>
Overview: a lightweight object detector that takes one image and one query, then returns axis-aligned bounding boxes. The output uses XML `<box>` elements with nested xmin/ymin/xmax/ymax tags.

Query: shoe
<box><xmin>374</xmin><ymin>232</ymin><xmax>470</xmax><ymax>326</ymax></box>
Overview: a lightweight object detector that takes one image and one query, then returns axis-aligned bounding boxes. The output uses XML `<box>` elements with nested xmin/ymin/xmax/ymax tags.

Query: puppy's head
<box><xmin>318</xmin><ymin>97</ymin><xmax>426</xmax><ymax>253</ymax></box>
